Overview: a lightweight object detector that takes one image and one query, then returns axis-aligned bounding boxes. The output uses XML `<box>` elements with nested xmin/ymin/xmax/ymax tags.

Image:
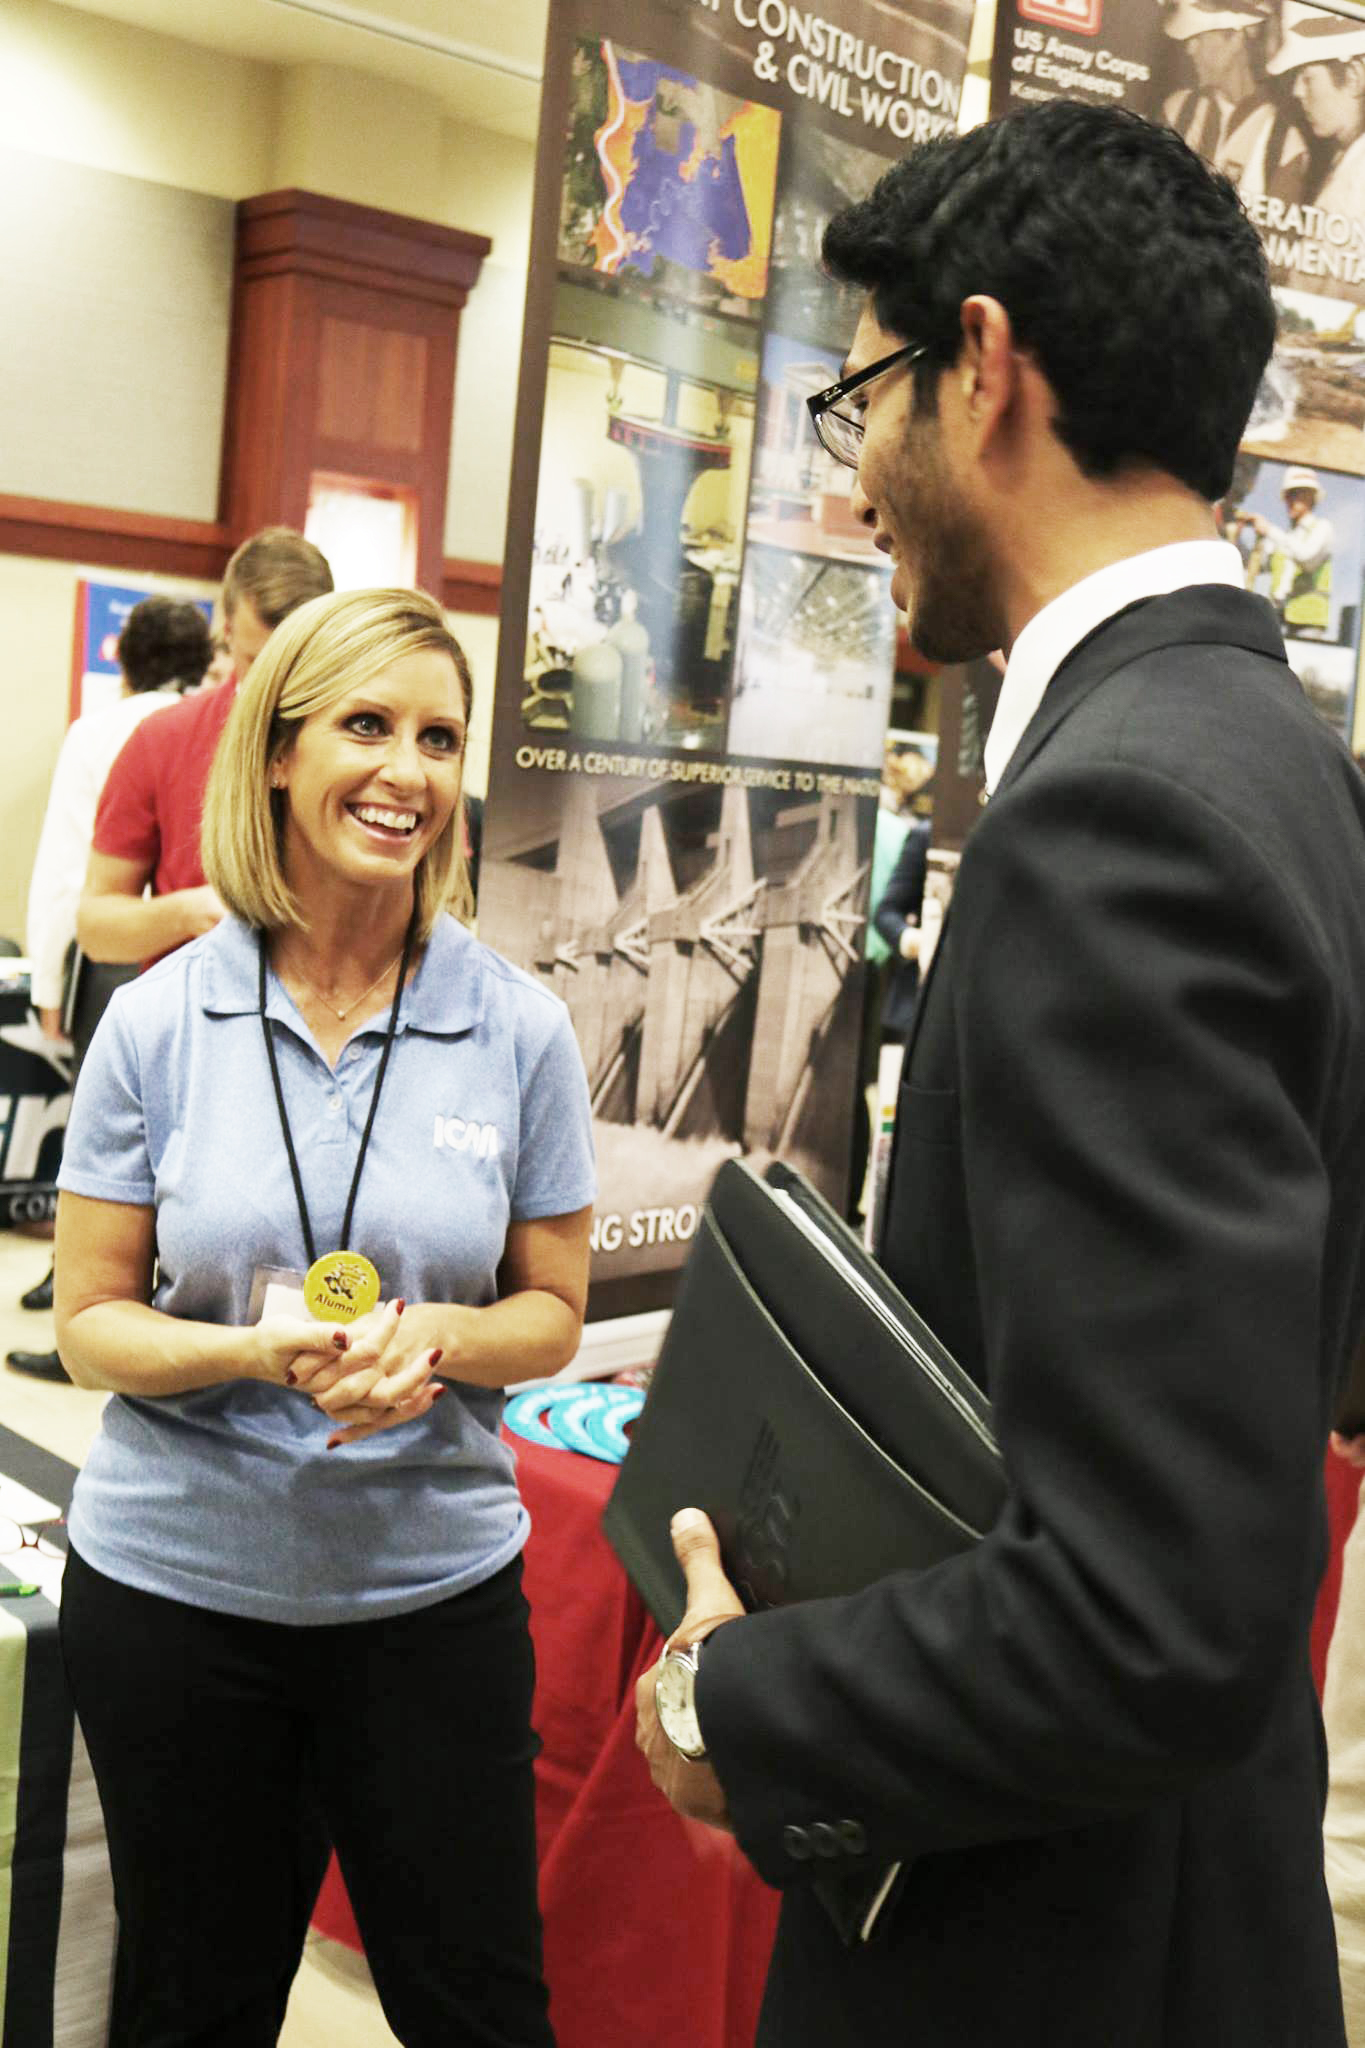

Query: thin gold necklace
<box><xmin>279</xmin><ymin>944</ymin><xmax>407</xmax><ymax>1021</ymax></box>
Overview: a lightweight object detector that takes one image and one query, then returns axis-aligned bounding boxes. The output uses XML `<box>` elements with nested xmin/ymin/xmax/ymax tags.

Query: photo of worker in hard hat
<box><xmin>1236</xmin><ymin>463</ymin><xmax>1336</xmax><ymax>634</ymax></box>
<box><xmin>1219</xmin><ymin>456</ymin><xmax>1358</xmax><ymax>737</ymax></box>
<box><xmin>1150</xmin><ymin>1</ymin><xmax>1365</xmax><ymax>296</ymax></box>
<box><xmin>1263</xmin><ymin>4</ymin><xmax>1365</xmax><ymax>223</ymax></box>
<box><xmin>1159</xmin><ymin>0</ymin><xmax>1277</xmax><ymax>171</ymax></box>
<box><xmin>1226</xmin><ymin>454</ymin><xmax>1365</xmax><ymax>736</ymax></box>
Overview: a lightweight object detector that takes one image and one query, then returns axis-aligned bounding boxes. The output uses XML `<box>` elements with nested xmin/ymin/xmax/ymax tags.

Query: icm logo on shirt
<box><xmin>433</xmin><ymin>1114</ymin><xmax>500</xmax><ymax>1160</ymax></box>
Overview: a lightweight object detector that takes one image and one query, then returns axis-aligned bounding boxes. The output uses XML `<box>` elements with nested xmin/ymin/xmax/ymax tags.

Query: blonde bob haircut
<box><xmin>201</xmin><ymin>587</ymin><xmax>474</xmax><ymax>939</ymax></box>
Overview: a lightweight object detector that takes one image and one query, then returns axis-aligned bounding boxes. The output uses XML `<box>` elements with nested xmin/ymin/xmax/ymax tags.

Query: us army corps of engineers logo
<box><xmin>1019</xmin><ymin>0</ymin><xmax>1102</xmax><ymax>33</ymax></box>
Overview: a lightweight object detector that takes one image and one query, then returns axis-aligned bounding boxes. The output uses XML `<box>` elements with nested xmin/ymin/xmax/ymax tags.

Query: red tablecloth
<box><xmin>312</xmin><ymin>1432</ymin><xmax>780</xmax><ymax>2048</ymax></box>
<box><xmin>313</xmin><ymin>1435</ymin><xmax>1360</xmax><ymax>2038</ymax></box>
<box><xmin>1313</xmin><ymin>1446</ymin><xmax>1363</xmax><ymax>1693</ymax></box>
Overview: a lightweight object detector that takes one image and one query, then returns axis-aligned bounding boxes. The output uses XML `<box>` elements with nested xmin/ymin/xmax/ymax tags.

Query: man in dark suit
<box><xmin>635</xmin><ymin>100</ymin><xmax>1365</xmax><ymax>2043</ymax></box>
<box><xmin>870</xmin><ymin>812</ymin><xmax>930</xmax><ymax>1042</ymax></box>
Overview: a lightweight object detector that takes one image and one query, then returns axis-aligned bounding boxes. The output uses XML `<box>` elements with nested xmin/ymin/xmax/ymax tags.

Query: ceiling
<box><xmin>45</xmin><ymin>0</ymin><xmax>551</xmax><ymax>139</ymax></box>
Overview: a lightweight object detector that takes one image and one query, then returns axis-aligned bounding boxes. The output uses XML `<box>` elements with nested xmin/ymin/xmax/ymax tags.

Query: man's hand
<box><xmin>634</xmin><ymin>1507</ymin><xmax>746</xmax><ymax>1831</ymax></box>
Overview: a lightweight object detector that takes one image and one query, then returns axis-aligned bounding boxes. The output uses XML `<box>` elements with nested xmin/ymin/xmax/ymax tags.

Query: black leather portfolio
<box><xmin>602</xmin><ymin>1158</ymin><xmax>1006</xmax><ymax>1637</ymax></box>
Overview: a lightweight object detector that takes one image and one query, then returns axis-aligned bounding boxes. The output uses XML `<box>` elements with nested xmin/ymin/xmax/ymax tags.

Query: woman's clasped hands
<box><xmin>253</xmin><ymin>1296</ymin><xmax>447</xmax><ymax>1448</ymax></box>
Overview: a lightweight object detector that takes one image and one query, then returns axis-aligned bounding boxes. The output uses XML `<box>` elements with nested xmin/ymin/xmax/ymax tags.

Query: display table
<box><xmin>0</xmin><ymin>1424</ymin><xmax>115</xmax><ymax>2048</ymax></box>
<box><xmin>312</xmin><ymin>1430</ymin><xmax>782</xmax><ymax>2048</ymax></box>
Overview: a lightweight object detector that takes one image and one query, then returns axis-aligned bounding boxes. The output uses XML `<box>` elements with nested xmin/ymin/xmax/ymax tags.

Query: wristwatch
<box><xmin>654</xmin><ymin>1637</ymin><xmax>708</xmax><ymax>1760</ymax></box>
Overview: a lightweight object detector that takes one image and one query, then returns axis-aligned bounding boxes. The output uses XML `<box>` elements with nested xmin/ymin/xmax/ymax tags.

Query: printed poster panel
<box><xmin>1224</xmin><ymin>446</ymin><xmax>1365</xmax><ymax>737</ymax></box>
<box><xmin>989</xmin><ymin>0</ymin><xmax>1365</xmax><ymax>739</ymax></box>
<box><xmin>992</xmin><ymin>0</ymin><xmax>1365</xmax><ymax>321</ymax></box>
<box><xmin>485</xmin><ymin>0</ymin><xmax>973</xmax><ymax>1314</ymax></box>
<box><xmin>988</xmin><ymin>0</ymin><xmax>1160</xmax><ymax>118</ymax></box>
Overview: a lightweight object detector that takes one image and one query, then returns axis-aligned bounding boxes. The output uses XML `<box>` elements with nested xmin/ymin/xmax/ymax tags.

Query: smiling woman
<box><xmin>49</xmin><ymin>587</ymin><xmax>596</xmax><ymax>2047</ymax></box>
<box><xmin>202</xmin><ymin>587</ymin><xmax>475</xmax><ymax>946</ymax></box>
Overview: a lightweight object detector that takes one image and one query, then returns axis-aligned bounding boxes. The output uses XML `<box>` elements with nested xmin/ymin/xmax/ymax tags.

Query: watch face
<box><xmin>655</xmin><ymin>1650</ymin><xmax>706</xmax><ymax>1758</ymax></box>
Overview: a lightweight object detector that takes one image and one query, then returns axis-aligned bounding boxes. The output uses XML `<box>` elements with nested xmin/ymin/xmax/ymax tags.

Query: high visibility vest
<box><xmin>1271</xmin><ymin>549</ymin><xmax>1331</xmax><ymax>634</ymax></box>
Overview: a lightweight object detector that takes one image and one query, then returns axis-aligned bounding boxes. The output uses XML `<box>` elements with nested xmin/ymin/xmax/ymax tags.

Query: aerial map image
<box><xmin>558</xmin><ymin>35</ymin><xmax>781</xmax><ymax>319</ymax></box>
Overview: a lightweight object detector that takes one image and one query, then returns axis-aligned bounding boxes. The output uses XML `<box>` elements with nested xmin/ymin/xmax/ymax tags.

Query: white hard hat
<box><xmin>1267</xmin><ymin>3</ymin><xmax>1365</xmax><ymax>74</ymax></box>
<box><xmin>1163</xmin><ymin>0</ymin><xmax>1266</xmax><ymax>39</ymax></box>
<box><xmin>1283</xmin><ymin>465</ymin><xmax>1323</xmax><ymax>498</ymax></box>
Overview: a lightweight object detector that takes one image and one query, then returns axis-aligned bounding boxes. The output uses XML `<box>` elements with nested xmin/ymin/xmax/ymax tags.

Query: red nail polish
<box><xmin>285</xmin><ymin>1369</ymin><xmax>297</xmax><ymax>1386</ymax></box>
<box><xmin>326</xmin><ymin>1435</ymin><xmax>342</xmax><ymax>1450</ymax></box>
<box><xmin>394</xmin><ymin>1299</ymin><xmax>406</xmax><ymax>1316</ymax></box>
<box><xmin>429</xmin><ymin>1348</ymin><xmax>443</xmax><ymax>1368</ymax></box>
<box><xmin>430</xmin><ymin>1385</ymin><xmax>447</xmax><ymax>1402</ymax></box>
<box><xmin>332</xmin><ymin>1330</ymin><xmax>347</xmax><ymax>1350</ymax></box>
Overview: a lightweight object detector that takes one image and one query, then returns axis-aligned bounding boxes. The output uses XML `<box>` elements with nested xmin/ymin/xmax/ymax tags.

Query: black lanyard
<box><xmin>258</xmin><ymin>913</ymin><xmax>417</xmax><ymax>1265</ymax></box>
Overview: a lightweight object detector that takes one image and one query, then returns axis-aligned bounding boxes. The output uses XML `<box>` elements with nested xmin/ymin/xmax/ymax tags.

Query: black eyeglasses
<box><xmin>806</xmin><ymin>343</ymin><xmax>926</xmax><ymax>470</ymax></box>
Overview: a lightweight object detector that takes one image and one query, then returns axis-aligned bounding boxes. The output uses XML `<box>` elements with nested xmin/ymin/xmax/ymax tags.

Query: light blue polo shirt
<box><xmin>57</xmin><ymin>913</ymin><xmax>596</xmax><ymax>1624</ymax></box>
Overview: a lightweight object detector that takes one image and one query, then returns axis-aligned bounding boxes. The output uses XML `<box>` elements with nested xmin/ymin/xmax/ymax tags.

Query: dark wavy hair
<box><xmin>116</xmin><ymin>597</ymin><xmax>213</xmax><ymax>695</ymax></box>
<box><xmin>821</xmin><ymin>100</ymin><xmax>1275</xmax><ymax>502</ymax></box>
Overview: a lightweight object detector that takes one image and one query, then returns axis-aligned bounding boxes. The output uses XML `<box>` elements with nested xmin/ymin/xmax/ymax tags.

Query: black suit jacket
<box><xmin>700</xmin><ymin>587</ymin><xmax>1365</xmax><ymax>2045</ymax></box>
<box><xmin>872</xmin><ymin>817</ymin><xmax>930</xmax><ymax>1039</ymax></box>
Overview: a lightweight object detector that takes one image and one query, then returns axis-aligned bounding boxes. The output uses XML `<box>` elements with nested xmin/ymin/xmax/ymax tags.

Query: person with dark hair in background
<box><xmin>27</xmin><ymin>597</ymin><xmax>212</xmax><ymax>1043</ymax></box>
<box><xmin>77</xmin><ymin>525</ymin><xmax>333</xmax><ymax>971</ymax></box>
<box><xmin>9</xmin><ymin>596</ymin><xmax>212</xmax><ymax>1371</ymax></box>
<box><xmin>636</xmin><ymin>100</ymin><xmax>1365</xmax><ymax>2045</ymax></box>
<box><xmin>869</xmin><ymin>805</ymin><xmax>930</xmax><ymax>1046</ymax></box>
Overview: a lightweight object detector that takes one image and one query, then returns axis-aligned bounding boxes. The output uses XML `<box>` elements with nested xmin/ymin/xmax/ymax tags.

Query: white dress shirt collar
<box><xmin>982</xmin><ymin>540</ymin><xmax>1246</xmax><ymax>794</ymax></box>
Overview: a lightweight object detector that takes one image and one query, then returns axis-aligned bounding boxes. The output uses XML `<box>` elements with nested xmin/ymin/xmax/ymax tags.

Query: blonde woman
<box><xmin>54</xmin><ymin>588</ymin><xmax>594</xmax><ymax>2047</ymax></box>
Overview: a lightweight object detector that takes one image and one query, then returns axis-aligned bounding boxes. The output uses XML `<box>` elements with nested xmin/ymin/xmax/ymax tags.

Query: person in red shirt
<box><xmin>5</xmin><ymin>530</ymin><xmax>333</xmax><ymax>1384</ymax></box>
<box><xmin>77</xmin><ymin>526</ymin><xmax>333</xmax><ymax>968</ymax></box>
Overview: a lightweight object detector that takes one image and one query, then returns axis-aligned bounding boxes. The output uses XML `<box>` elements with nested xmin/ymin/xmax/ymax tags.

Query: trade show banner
<box><xmin>479</xmin><ymin>0</ymin><xmax>973</xmax><ymax>1313</ymax></box>
<box><xmin>990</xmin><ymin>0</ymin><xmax>1365</xmax><ymax>742</ymax></box>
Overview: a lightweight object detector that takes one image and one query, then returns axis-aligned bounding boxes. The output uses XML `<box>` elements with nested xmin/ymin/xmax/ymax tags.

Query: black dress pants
<box><xmin>60</xmin><ymin>1546</ymin><xmax>555</xmax><ymax>2048</ymax></box>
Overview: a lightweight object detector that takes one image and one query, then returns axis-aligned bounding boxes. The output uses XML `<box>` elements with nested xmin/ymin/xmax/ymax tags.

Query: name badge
<box><xmin>247</xmin><ymin>1264</ymin><xmax>309</xmax><ymax>1323</ymax></box>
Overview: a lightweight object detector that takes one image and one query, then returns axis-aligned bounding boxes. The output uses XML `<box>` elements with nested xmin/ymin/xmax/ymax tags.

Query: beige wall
<box><xmin>1</xmin><ymin>0</ymin><xmax>277</xmax><ymax>195</ymax></box>
<box><xmin>1</xmin><ymin>0</ymin><xmax>535</xmax><ymax>556</ymax></box>
<box><xmin>444</xmin><ymin>121</ymin><xmax>535</xmax><ymax>568</ymax></box>
<box><xmin>3</xmin><ymin>0</ymin><xmax>532</xmax><ymax>942</ymax></box>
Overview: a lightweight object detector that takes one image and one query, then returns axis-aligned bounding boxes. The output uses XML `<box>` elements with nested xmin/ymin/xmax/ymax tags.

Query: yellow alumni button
<box><xmin>304</xmin><ymin>1251</ymin><xmax>381</xmax><ymax>1323</ymax></box>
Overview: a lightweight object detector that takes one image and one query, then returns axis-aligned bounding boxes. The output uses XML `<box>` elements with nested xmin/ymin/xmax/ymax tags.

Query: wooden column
<box><xmin>221</xmin><ymin>189</ymin><xmax>490</xmax><ymax>599</ymax></box>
